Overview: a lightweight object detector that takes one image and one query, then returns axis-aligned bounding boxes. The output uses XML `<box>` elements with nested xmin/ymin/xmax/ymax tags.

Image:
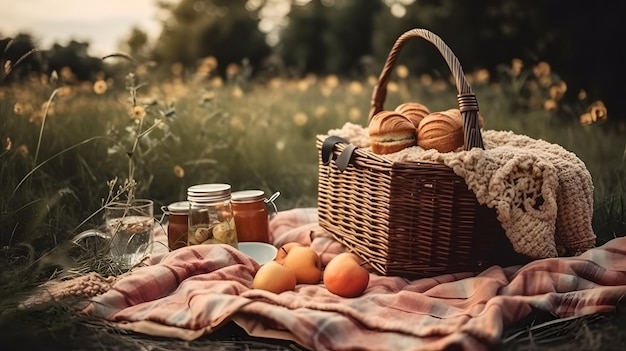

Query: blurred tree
<box><xmin>45</xmin><ymin>40</ymin><xmax>108</xmax><ymax>82</ymax></box>
<box><xmin>123</xmin><ymin>27</ymin><xmax>150</xmax><ymax>60</ymax></box>
<box><xmin>0</xmin><ymin>33</ymin><xmax>45</xmax><ymax>84</ymax></box>
<box><xmin>152</xmin><ymin>0</ymin><xmax>271</xmax><ymax>76</ymax></box>
<box><xmin>277</xmin><ymin>0</ymin><xmax>329</xmax><ymax>75</ymax></box>
<box><xmin>278</xmin><ymin>0</ymin><xmax>381</xmax><ymax>76</ymax></box>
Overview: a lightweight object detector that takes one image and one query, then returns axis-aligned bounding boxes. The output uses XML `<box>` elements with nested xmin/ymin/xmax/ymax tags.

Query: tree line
<box><xmin>2</xmin><ymin>0</ymin><xmax>624</xmax><ymax>115</ymax></box>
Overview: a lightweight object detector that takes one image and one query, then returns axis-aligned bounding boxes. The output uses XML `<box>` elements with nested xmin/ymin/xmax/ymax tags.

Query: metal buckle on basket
<box><xmin>321</xmin><ymin>136</ymin><xmax>358</xmax><ymax>172</ymax></box>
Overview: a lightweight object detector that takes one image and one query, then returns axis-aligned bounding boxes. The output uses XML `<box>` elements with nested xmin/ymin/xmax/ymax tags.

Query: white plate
<box><xmin>238</xmin><ymin>242</ymin><xmax>278</xmax><ymax>265</ymax></box>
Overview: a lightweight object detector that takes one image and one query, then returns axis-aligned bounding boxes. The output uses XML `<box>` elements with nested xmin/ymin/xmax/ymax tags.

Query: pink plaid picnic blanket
<box><xmin>82</xmin><ymin>208</ymin><xmax>626</xmax><ymax>351</ymax></box>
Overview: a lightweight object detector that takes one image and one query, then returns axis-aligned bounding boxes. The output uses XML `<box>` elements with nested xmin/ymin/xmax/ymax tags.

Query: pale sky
<box><xmin>0</xmin><ymin>0</ymin><xmax>163</xmax><ymax>56</ymax></box>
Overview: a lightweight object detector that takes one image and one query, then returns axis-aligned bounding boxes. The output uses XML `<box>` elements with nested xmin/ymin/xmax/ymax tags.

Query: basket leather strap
<box><xmin>321</xmin><ymin>136</ymin><xmax>358</xmax><ymax>172</ymax></box>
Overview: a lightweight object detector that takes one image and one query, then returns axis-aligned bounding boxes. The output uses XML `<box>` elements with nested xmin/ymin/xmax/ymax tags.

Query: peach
<box><xmin>252</xmin><ymin>261</ymin><xmax>297</xmax><ymax>294</ymax></box>
<box><xmin>323</xmin><ymin>252</ymin><xmax>370</xmax><ymax>298</ymax></box>
<box><xmin>280</xmin><ymin>245</ymin><xmax>323</xmax><ymax>284</ymax></box>
<box><xmin>274</xmin><ymin>242</ymin><xmax>306</xmax><ymax>263</ymax></box>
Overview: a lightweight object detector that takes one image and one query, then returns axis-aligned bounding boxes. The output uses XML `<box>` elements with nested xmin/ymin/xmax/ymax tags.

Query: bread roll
<box><xmin>440</xmin><ymin>108</ymin><xmax>484</xmax><ymax>129</ymax></box>
<box><xmin>368</xmin><ymin>110</ymin><xmax>417</xmax><ymax>154</ymax></box>
<box><xmin>394</xmin><ymin>102</ymin><xmax>430</xmax><ymax>128</ymax></box>
<box><xmin>417</xmin><ymin>110</ymin><xmax>464</xmax><ymax>153</ymax></box>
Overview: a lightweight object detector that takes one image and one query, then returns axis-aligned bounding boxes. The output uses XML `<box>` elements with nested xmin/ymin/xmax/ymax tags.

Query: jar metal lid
<box><xmin>231</xmin><ymin>190</ymin><xmax>265</xmax><ymax>203</ymax></box>
<box><xmin>187</xmin><ymin>183</ymin><xmax>231</xmax><ymax>202</ymax></box>
<box><xmin>167</xmin><ymin>201</ymin><xmax>189</xmax><ymax>214</ymax></box>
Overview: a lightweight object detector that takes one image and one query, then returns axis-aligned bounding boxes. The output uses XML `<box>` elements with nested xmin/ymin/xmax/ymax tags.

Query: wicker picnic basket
<box><xmin>316</xmin><ymin>28</ymin><xmax>530</xmax><ymax>279</ymax></box>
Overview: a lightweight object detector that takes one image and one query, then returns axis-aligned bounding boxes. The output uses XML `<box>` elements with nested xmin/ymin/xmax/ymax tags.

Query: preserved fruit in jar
<box><xmin>232</xmin><ymin>190</ymin><xmax>270</xmax><ymax>243</ymax></box>
<box><xmin>187</xmin><ymin>183</ymin><xmax>238</xmax><ymax>248</ymax></box>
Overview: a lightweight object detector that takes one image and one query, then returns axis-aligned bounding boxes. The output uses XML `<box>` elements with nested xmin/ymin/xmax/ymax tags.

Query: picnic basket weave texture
<box><xmin>316</xmin><ymin>28</ymin><xmax>529</xmax><ymax>279</ymax></box>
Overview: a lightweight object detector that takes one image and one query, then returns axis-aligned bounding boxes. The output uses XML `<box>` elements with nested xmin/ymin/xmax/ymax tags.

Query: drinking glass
<box><xmin>73</xmin><ymin>199</ymin><xmax>155</xmax><ymax>270</ymax></box>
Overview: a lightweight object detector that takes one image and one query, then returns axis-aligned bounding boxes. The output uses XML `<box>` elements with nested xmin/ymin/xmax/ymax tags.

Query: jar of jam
<box><xmin>165</xmin><ymin>201</ymin><xmax>189</xmax><ymax>250</ymax></box>
<box><xmin>231</xmin><ymin>190</ymin><xmax>272</xmax><ymax>243</ymax></box>
<box><xmin>187</xmin><ymin>183</ymin><xmax>238</xmax><ymax>248</ymax></box>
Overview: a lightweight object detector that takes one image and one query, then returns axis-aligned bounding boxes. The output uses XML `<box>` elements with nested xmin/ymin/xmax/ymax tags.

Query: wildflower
<box><xmin>511</xmin><ymin>58</ymin><xmax>524</xmax><ymax>77</ymax></box>
<box><xmin>130</xmin><ymin>105</ymin><xmax>147</xmax><ymax>120</ymax></box>
<box><xmin>293</xmin><ymin>112</ymin><xmax>308</xmax><ymax>126</ymax></box>
<box><xmin>320</xmin><ymin>86</ymin><xmax>332</xmax><ymax>97</ymax></box>
<box><xmin>226</xmin><ymin>63</ymin><xmax>240</xmax><ymax>78</ymax></box>
<box><xmin>474</xmin><ymin>69</ymin><xmax>490</xmax><ymax>84</ymax></box>
<box><xmin>304</xmin><ymin>73</ymin><xmax>317</xmax><ymax>85</ymax></box>
<box><xmin>93</xmin><ymin>79</ymin><xmax>108</xmax><ymax>94</ymax></box>
<box><xmin>348</xmin><ymin>81</ymin><xmax>363</xmax><ymax>95</ymax></box>
<box><xmin>136</xmin><ymin>64</ymin><xmax>148</xmax><ymax>77</ymax></box>
<box><xmin>579</xmin><ymin>113</ymin><xmax>593</xmax><ymax>125</ymax></box>
<box><xmin>387</xmin><ymin>81</ymin><xmax>399</xmax><ymax>93</ymax></box>
<box><xmin>324</xmin><ymin>75</ymin><xmax>339</xmax><ymax>89</ymax></box>
<box><xmin>549</xmin><ymin>82</ymin><xmax>567</xmax><ymax>101</ymax></box>
<box><xmin>173</xmin><ymin>165</ymin><xmax>185</xmax><ymax>178</ymax></box>
<box><xmin>13</xmin><ymin>102</ymin><xmax>26</xmax><ymax>115</ymax></box>
<box><xmin>196</xmin><ymin>64</ymin><xmax>211</xmax><ymax>78</ymax></box>
<box><xmin>348</xmin><ymin>107</ymin><xmax>361</xmax><ymax>122</ymax></box>
<box><xmin>212</xmin><ymin>76</ymin><xmax>224</xmax><ymax>88</ymax></box>
<box><xmin>60</xmin><ymin>66</ymin><xmax>74</xmax><ymax>81</ymax></box>
<box><xmin>171</xmin><ymin>62</ymin><xmax>184</xmax><ymax>77</ymax></box>
<box><xmin>420</xmin><ymin>74</ymin><xmax>433</xmax><ymax>87</ymax></box>
<box><xmin>17</xmin><ymin>144</ymin><xmax>29</xmax><ymax>157</ymax></box>
<box><xmin>200</xmin><ymin>91</ymin><xmax>215</xmax><ymax>104</ymax></box>
<box><xmin>50</xmin><ymin>70</ymin><xmax>59</xmax><ymax>83</ymax></box>
<box><xmin>533</xmin><ymin>61</ymin><xmax>551</xmax><ymax>78</ymax></box>
<box><xmin>588</xmin><ymin>101</ymin><xmax>607</xmax><ymax>122</ymax></box>
<box><xmin>538</xmin><ymin>75</ymin><xmax>552</xmax><ymax>88</ymax></box>
<box><xmin>396</xmin><ymin>64</ymin><xmax>409</xmax><ymax>79</ymax></box>
<box><xmin>367</xmin><ymin>75</ymin><xmax>378</xmax><ymax>86</ymax></box>
<box><xmin>29</xmin><ymin>111</ymin><xmax>45</xmax><ymax>124</ymax></box>
<box><xmin>4</xmin><ymin>137</ymin><xmax>11</xmax><ymax>151</ymax></box>
<box><xmin>275</xmin><ymin>139</ymin><xmax>286</xmax><ymax>151</ymax></box>
<box><xmin>230</xmin><ymin>116</ymin><xmax>245</xmax><ymax>131</ymax></box>
<box><xmin>41</xmin><ymin>101</ymin><xmax>55</xmax><ymax>116</ymax></box>
<box><xmin>204</xmin><ymin>56</ymin><xmax>218</xmax><ymax>71</ymax></box>
<box><xmin>56</xmin><ymin>86</ymin><xmax>74</xmax><ymax>98</ymax></box>
<box><xmin>269</xmin><ymin>78</ymin><xmax>282</xmax><ymax>89</ymax></box>
<box><xmin>232</xmin><ymin>86</ymin><xmax>244</xmax><ymax>98</ymax></box>
<box><xmin>153</xmin><ymin>118</ymin><xmax>166</xmax><ymax>130</ymax></box>
<box><xmin>297</xmin><ymin>80</ymin><xmax>309</xmax><ymax>92</ymax></box>
<box><xmin>314</xmin><ymin>105</ymin><xmax>327</xmax><ymax>119</ymax></box>
<box><xmin>543</xmin><ymin>99</ymin><xmax>558</xmax><ymax>112</ymax></box>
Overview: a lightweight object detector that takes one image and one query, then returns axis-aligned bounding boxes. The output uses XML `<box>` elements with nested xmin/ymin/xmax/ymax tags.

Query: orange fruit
<box><xmin>253</xmin><ymin>261</ymin><xmax>297</xmax><ymax>294</ymax></box>
<box><xmin>274</xmin><ymin>242</ymin><xmax>306</xmax><ymax>263</ymax></box>
<box><xmin>280</xmin><ymin>245</ymin><xmax>323</xmax><ymax>284</ymax></box>
<box><xmin>323</xmin><ymin>252</ymin><xmax>370</xmax><ymax>298</ymax></box>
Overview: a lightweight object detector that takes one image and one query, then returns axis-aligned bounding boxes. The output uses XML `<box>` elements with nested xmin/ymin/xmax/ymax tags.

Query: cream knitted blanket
<box><xmin>325</xmin><ymin>123</ymin><xmax>596</xmax><ymax>259</ymax></box>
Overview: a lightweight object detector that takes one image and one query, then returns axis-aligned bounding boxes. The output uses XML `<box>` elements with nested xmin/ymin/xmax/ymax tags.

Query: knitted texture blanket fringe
<box><xmin>325</xmin><ymin>123</ymin><xmax>596</xmax><ymax>258</ymax></box>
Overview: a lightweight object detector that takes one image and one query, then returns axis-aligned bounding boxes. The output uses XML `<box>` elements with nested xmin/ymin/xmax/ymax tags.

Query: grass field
<box><xmin>1</xmin><ymin>57</ymin><xmax>625</xmax><ymax>349</ymax></box>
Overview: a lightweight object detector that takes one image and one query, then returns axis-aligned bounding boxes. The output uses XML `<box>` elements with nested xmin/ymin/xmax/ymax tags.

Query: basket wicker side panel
<box><xmin>384</xmin><ymin>163</ymin><xmax>486</xmax><ymax>278</ymax></box>
<box><xmin>317</xmin><ymin>139</ymin><xmax>395</xmax><ymax>276</ymax></box>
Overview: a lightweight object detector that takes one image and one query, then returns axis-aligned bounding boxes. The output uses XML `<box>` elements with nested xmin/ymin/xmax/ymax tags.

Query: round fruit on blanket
<box><xmin>253</xmin><ymin>260</ymin><xmax>297</xmax><ymax>294</ymax></box>
<box><xmin>278</xmin><ymin>245</ymin><xmax>323</xmax><ymax>284</ymax></box>
<box><xmin>274</xmin><ymin>242</ymin><xmax>306</xmax><ymax>263</ymax></box>
<box><xmin>323</xmin><ymin>252</ymin><xmax>370</xmax><ymax>298</ymax></box>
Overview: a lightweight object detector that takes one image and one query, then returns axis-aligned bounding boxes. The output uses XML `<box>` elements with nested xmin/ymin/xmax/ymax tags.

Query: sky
<box><xmin>0</xmin><ymin>0</ymin><xmax>163</xmax><ymax>57</ymax></box>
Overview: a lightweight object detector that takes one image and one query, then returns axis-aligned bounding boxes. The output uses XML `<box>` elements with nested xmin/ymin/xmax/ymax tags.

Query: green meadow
<box><xmin>1</xmin><ymin>57</ymin><xmax>625</xmax><ymax>349</ymax></box>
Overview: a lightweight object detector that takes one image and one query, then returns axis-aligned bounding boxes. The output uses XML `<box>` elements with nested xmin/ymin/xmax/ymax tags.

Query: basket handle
<box><xmin>369</xmin><ymin>28</ymin><xmax>484</xmax><ymax>150</ymax></box>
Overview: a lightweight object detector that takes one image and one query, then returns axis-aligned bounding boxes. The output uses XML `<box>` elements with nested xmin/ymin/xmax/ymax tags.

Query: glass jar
<box><xmin>165</xmin><ymin>201</ymin><xmax>189</xmax><ymax>250</ymax></box>
<box><xmin>232</xmin><ymin>190</ymin><xmax>270</xmax><ymax>243</ymax></box>
<box><xmin>187</xmin><ymin>183</ymin><xmax>238</xmax><ymax>248</ymax></box>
